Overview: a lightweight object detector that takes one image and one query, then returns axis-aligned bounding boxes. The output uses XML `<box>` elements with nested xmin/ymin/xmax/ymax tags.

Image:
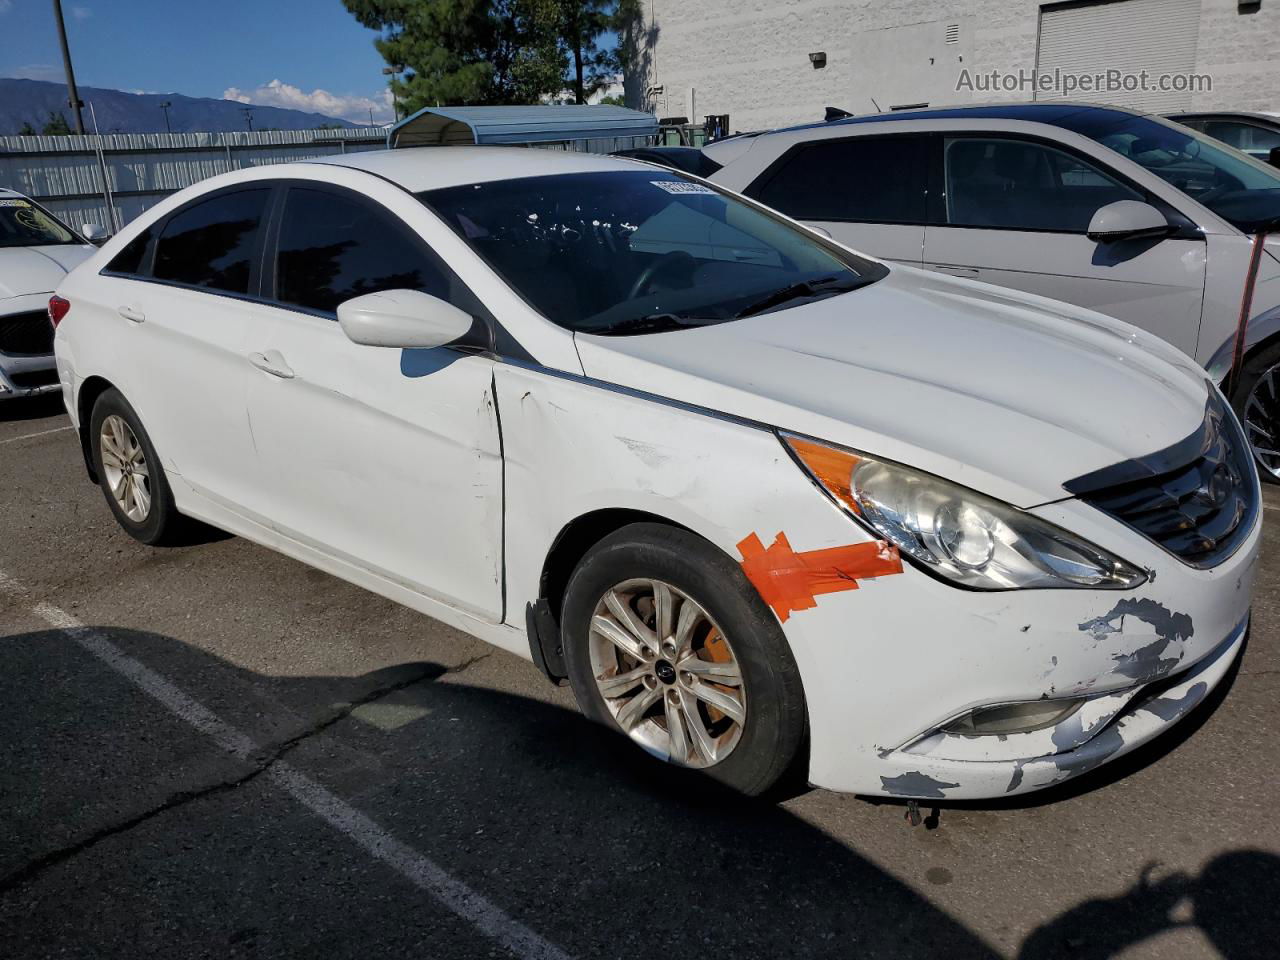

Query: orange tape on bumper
<box><xmin>737</xmin><ymin>531</ymin><xmax>904</xmax><ymax>622</ymax></box>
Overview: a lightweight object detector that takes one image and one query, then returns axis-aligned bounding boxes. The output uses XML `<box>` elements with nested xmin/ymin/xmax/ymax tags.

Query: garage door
<box><xmin>1036</xmin><ymin>0</ymin><xmax>1201</xmax><ymax>111</ymax></box>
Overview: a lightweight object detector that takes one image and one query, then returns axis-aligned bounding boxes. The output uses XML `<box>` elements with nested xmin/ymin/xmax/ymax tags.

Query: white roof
<box><xmin>306</xmin><ymin>146</ymin><xmax>644</xmax><ymax>192</ymax></box>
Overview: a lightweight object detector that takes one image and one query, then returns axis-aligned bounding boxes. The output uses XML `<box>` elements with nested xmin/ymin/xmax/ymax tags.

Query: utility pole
<box><xmin>158</xmin><ymin>100</ymin><xmax>172</xmax><ymax>134</ymax></box>
<box><xmin>241</xmin><ymin>106</ymin><xmax>254</xmax><ymax>131</ymax></box>
<box><xmin>383</xmin><ymin>65</ymin><xmax>404</xmax><ymax>121</ymax></box>
<box><xmin>52</xmin><ymin>0</ymin><xmax>85</xmax><ymax>134</ymax></box>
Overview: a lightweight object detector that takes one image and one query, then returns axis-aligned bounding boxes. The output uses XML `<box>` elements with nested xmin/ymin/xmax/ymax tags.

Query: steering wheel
<box><xmin>627</xmin><ymin>251</ymin><xmax>697</xmax><ymax>301</ymax></box>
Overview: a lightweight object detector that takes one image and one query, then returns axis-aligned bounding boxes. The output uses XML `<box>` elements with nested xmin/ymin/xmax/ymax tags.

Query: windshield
<box><xmin>419</xmin><ymin>171</ymin><xmax>886</xmax><ymax>334</ymax></box>
<box><xmin>0</xmin><ymin>197</ymin><xmax>80</xmax><ymax>248</ymax></box>
<box><xmin>1060</xmin><ymin>112</ymin><xmax>1280</xmax><ymax>232</ymax></box>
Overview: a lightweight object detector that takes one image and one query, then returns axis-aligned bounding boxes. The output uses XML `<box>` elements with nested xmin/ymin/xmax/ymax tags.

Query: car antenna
<box><xmin>870</xmin><ymin>98</ymin><xmax>883</xmax><ymax>114</ymax></box>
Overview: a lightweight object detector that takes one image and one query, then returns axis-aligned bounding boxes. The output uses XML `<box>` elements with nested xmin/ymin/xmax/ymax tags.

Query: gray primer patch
<box><xmin>1078</xmin><ymin>598</ymin><xmax>1194</xmax><ymax>680</ymax></box>
<box><xmin>879</xmin><ymin>771</ymin><xmax>960</xmax><ymax>799</ymax></box>
<box><xmin>1139</xmin><ymin>681</ymin><xmax>1208</xmax><ymax>723</ymax></box>
<box><xmin>1006</xmin><ymin>763</ymin><xmax>1026</xmax><ymax>793</ymax></box>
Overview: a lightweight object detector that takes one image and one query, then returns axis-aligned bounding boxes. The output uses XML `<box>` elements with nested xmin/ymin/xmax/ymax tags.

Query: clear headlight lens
<box><xmin>784</xmin><ymin>435</ymin><xmax>1147</xmax><ymax>590</ymax></box>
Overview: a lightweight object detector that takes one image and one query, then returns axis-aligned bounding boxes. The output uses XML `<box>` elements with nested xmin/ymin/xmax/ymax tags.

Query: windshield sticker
<box><xmin>0</xmin><ymin>199</ymin><xmax>31</xmax><ymax>207</ymax></box>
<box><xmin>651</xmin><ymin>180</ymin><xmax>716</xmax><ymax>196</ymax></box>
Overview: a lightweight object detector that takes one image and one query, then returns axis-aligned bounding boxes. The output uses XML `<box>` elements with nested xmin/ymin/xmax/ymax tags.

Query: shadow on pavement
<box><xmin>0</xmin><ymin>392</ymin><xmax>66</xmax><ymax>423</ymax></box>
<box><xmin>1</xmin><ymin>625</ymin><xmax>1272</xmax><ymax>959</ymax></box>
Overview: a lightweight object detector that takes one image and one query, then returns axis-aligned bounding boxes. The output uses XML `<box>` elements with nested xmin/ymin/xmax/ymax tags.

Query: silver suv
<box><xmin>698</xmin><ymin>103</ymin><xmax>1280</xmax><ymax>480</ymax></box>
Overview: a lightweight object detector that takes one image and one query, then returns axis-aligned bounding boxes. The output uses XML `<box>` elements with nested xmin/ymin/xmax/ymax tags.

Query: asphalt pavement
<box><xmin>1</xmin><ymin>392</ymin><xmax>1277</xmax><ymax>959</ymax></box>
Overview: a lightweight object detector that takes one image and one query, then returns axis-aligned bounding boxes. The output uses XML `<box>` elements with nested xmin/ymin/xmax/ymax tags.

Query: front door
<box><xmin>923</xmin><ymin>135</ymin><xmax>1207</xmax><ymax>357</ymax></box>
<box><xmin>243</xmin><ymin>183</ymin><xmax>504</xmax><ymax>621</ymax></box>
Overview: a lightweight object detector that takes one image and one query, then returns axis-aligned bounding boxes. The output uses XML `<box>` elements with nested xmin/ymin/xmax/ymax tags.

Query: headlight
<box><xmin>783</xmin><ymin>434</ymin><xmax>1147</xmax><ymax>590</ymax></box>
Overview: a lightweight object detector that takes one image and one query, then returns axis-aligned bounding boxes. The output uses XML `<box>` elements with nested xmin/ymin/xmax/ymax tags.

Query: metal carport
<box><xmin>387</xmin><ymin>105</ymin><xmax>658</xmax><ymax>150</ymax></box>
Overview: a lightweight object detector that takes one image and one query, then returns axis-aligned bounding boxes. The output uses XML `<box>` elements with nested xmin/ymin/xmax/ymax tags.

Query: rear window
<box><xmin>152</xmin><ymin>189</ymin><xmax>269</xmax><ymax>295</ymax></box>
<box><xmin>746</xmin><ymin>136</ymin><xmax>929</xmax><ymax>224</ymax></box>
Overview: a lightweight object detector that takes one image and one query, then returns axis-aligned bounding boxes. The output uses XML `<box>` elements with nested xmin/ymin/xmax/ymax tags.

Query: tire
<box><xmin>561</xmin><ymin>522</ymin><xmax>807</xmax><ymax>796</ymax></box>
<box><xmin>89</xmin><ymin>388</ymin><xmax>187</xmax><ymax>545</ymax></box>
<box><xmin>1229</xmin><ymin>339</ymin><xmax>1280</xmax><ymax>485</ymax></box>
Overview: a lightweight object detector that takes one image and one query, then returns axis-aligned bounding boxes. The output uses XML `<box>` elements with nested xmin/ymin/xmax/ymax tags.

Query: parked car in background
<box><xmin>0</xmin><ymin>188</ymin><xmax>99</xmax><ymax>400</ymax></box>
<box><xmin>1167</xmin><ymin>111</ymin><xmax>1280</xmax><ymax>168</ymax></box>
<box><xmin>691</xmin><ymin>104</ymin><xmax>1280</xmax><ymax>481</ymax></box>
<box><xmin>52</xmin><ymin>148</ymin><xmax>1257</xmax><ymax>801</ymax></box>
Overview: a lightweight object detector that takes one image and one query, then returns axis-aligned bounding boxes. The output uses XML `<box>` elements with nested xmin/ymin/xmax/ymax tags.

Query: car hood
<box><xmin>574</xmin><ymin>267</ymin><xmax>1211</xmax><ymax>507</ymax></box>
<box><xmin>0</xmin><ymin>244</ymin><xmax>94</xmax><ymax>299</ymax></box>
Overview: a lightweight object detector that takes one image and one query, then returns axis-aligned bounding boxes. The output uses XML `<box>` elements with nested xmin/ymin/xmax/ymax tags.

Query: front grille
<box><xmin>0</xmin><ymin>310</ymin><xmax>54</xmax><ymax>355</ymax></box>
<box><xmin>8</xmin><ymin>368</ymin><xmax>59</xmax><ymax>389</ymax></box>
<box><xmin>1064</xmin><ymin>392</ymin><xmax>1258</xmax><ymax>568</ymax></box>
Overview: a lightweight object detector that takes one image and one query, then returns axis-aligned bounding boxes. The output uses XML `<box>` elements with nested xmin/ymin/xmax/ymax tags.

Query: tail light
<box><xmin>48</xmin><ymin>295</ymin><xmax>71</xmax><ymax>328</ymax></box>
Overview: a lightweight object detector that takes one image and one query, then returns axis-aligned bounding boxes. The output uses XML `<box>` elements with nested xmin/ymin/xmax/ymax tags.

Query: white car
<box><xmin>52</xmin><ymin>148</ymin><xmax>1260</xmax><ymax>800</ymax></box>
<box><xmin>695</xmin><ymin>104</ymin><xmax>1280</xmax><ymax>482</ymax></box>
<box><xmin>0</xmin><ymin>189</ymin><xmax>98</xmax><ymax>399</ymax></box>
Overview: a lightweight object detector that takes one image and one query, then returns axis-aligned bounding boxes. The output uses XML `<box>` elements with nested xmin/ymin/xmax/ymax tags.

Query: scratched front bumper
<box><xmin>869</xmin><ymin>617</ymin><xmax>1246</xmax><ymax>799</ymax></box>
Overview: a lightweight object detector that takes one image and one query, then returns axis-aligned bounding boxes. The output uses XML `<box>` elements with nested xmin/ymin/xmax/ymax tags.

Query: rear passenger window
<box><xmin>747</xmin><ymin>136</ymin><xmax>928</xmax><ymax>224</ymax></box>
<box><xmin>152</xmin><ymin>189</ymin><xmax>269</xmax><ymax>295</ymax></box>
<box><xmin>944</xmin><ymin>138</ymin><xmax>1142</xmax><ymax>233</ymax></box>
<box><xmin>274</xmin><ymin>188</ymin><xmax>449</xmax><ymax>316</ymax></box>
<box><xmin>104</xmin><ymin>226</ymin><xmax>154</xmax><ymax>276</ymax></box>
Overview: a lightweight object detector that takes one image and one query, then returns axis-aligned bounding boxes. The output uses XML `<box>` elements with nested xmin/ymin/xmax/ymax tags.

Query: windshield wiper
<box><xmin>587</xmin><ymin>313</ymin><xmax>704</xmax><ymax>336</ymax></box>
<box><xmin>733</xmin><ymin>275</ymin><xmax>860</xmax><ymax>318</ymax></box>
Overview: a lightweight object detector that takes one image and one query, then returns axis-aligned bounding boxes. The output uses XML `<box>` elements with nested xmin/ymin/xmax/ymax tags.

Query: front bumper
<box><xmin>0</xmin><ymin>351</ymin><xmax>59</xmax><ymax>399</ymax></box>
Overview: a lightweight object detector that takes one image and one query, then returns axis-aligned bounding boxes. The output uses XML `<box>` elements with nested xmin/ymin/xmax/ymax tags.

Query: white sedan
<box><xmin>0</xmin><ymin>189</ymin><xmax>98</xmax><ymax>399</ymax></box>
<box><xmin>52</xmin><ymin>148</ymin><xmax>1260</xmax><ymax>800</ymax></box>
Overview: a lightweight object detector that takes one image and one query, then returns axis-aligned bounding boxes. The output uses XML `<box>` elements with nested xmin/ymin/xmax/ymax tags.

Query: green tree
<box><xmin>17</xmin><ymin>121</ymin><xmax>38</xmax><ymax>136</ymax></box>
<box><xmin>556</xmin><ymin>0</ymin><xmax>612</xmax><ymax>104</ymax></box>
<box><xmin>597</xmin><ymin>93</ymin><xmax>624</xmax><ymax>106</ymax></box>
<box><xmin>343</xmin><ymin>0</ymin><xmax>564</xmax><ymax>113</ymax></box>
<box><xmin>41</xmin><ymin>111</ymin><xmax>72</xmax><ymax>135</ymax></box>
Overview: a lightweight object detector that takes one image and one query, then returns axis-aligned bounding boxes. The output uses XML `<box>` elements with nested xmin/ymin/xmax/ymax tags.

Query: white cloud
<box><xmin>0</xmin><ymin>1</ymin><xmax>13</xmax><ymax>13</ymax></box>
<box><xmin>222</xmin><ymin>79</ymin><xmax>392</xmax><ymax>125</ymax></box>
<box><xmin>7</xmin><ymin>64</ymin><xmax>64</xmax><ymax>82</ymax></box>
<box><xmin>71</xmin><ymin>5</ymin><xmax>91</xmax><ymax>19</ymax></box>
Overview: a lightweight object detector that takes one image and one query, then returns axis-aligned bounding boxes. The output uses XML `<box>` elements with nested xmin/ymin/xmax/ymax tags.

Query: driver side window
<box><xmin>944</xmin><ymin>137</ymin><xmax>1142</xmax><ymax>233</ymax></box>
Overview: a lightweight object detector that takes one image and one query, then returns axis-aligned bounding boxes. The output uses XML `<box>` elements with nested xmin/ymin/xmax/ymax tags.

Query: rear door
<box><xmin>94</xmin><ymin>187</ymin><xmax>269</xmax><ymax>510</ymax></box>
<box><xmin>922</xmin><ymin>134</ymin><xmax>1208</xmax><ymax>357</ymax></box>
<box><xmin>242</xmin><ymin>182</ymin><xmax>504</xmax><ymax>621</ymax></box>
<box><xmin>743</xmin><ymin>134</ymin><xmax>929</xmax><ymax>264</ymax></box>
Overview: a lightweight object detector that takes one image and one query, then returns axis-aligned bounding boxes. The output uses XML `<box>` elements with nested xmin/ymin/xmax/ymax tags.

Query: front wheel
<box><xmin>561</xmin><ymin>522</ymin><xmax>807</xmax><ymax>796</ymax></box>
<box><xmin>1231</xmin><ymin>341</ymin><xmax>1280</xmax><ymax>484</ymax></box>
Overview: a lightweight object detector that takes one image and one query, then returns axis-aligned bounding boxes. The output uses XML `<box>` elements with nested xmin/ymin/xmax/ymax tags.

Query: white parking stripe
<box><xmin>0</xmin><ymin>571</ymin><xmax>571</xmax><ymax>960</ymax></box>
<box><xmin>0</xmin><ymin>424</ymin><xmax>73</xmax><ymax>445</ymax></box>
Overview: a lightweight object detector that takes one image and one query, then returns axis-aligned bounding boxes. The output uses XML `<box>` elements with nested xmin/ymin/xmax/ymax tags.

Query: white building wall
<box><xmin>631</xmin><ymin>0</ymin><xmax>1280</xmax><ymax>133</ymax></box>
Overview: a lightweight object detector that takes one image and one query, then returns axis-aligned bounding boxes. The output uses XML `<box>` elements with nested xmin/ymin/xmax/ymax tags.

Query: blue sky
<box><xmin>0</xmin><ymin>0</ymin><xmax>397</xmax><ymax>122</ymax></box>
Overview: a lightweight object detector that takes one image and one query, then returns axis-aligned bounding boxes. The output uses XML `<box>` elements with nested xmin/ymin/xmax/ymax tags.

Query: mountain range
<box><xmin>0</xmin><ymin>78</ymin><xmax>367</xmax><ymax>134</ymax></box>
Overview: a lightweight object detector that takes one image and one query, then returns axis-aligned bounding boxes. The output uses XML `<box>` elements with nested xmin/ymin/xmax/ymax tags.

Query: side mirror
<box><xmin>1086</xmin><ymin>200</ymin><xmax>1171</xmax><ymax>243</ymax></box>
<box><xmin>337</xmin><ymin>289</ymin><xmax>473</xmax><ymax>349</ymax></box>
<box><xmin>81</xmin><ymin>223</ymin><xmax>109</xmax><ymax>244</ymax></box>
<box><xmin>1268</xmin><ymin>146</ymin><xmax>1280</xmax><ymax>170</ymax></box>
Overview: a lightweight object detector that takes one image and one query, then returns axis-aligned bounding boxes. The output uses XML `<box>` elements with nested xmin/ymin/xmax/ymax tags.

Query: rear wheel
<box><xmin>562</xmin><ymin>522</ymin><xmax>807</xmax><ymax>796</ymax></box>
<box><xmin>1231</xmin><ymin>341</ymin><xmax>1280</xmax><ymax>484</ymax></box>
<box><xmin>90</xmin><ymin>389</ymin><xmax>187</xmax><ymax>544</ymax></box>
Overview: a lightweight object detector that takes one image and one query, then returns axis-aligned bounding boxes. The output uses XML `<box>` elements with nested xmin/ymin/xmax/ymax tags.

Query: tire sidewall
<box><xmin>89</xmin><ymin>389</ymin><xmax>175</xmax><ymax>544</ymax></box>
<box><xmin>562</xmin><ymin>522</ymin><xmax>807</xmax><ymax>796</ymax></box>
<box><xmin>1230</xmin><ymin>341</ymin><xmax>1280</xmax><ymax>485</ymax></box>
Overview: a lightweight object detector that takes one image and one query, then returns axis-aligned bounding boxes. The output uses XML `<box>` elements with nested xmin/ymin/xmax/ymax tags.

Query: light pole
<box><xmin>383</xmin><ymin>64</ymin><xmax>405</xmax><ymax>121</ymax></box>
<box><xmin>158</xmin><ymin>100</ymin><xmax>172</xmax><ymax>134</ymax></box>
<box><xmin>51</xmin><ymin>0</ymin><xmax>85</xmax><ymax>134</ymax></box>
<box><xmin>241</xmin><ymin>106</ymin><xmax>254</xmax><ymax>132</ymax></box>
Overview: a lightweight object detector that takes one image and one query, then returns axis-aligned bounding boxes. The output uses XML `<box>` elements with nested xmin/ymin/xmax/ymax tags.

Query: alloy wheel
<box><xmin>1244</xmin><ymin>364</ymin><xmax>1280</xmax><ymax>480</ymax></box>
<box><xmin>100</xmin><ymin>414</ymin><xmax>151</xmax><ymax>522</ymax></box>
<box><xmin>588</xmin><ymin>578</ymin><xmax>746</xmax><ymax>768</ymax></box>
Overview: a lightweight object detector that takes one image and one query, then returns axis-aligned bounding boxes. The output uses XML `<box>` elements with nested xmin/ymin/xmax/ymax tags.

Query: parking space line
<box><xmin>0</xmin><ymin>424</ymin><xmax>73</xmax><ymax>445</ymax></box>
<box><xmin>0</xmin><ymin>570</ymin><xmax>571</xmax><ymax>960</ymax></box>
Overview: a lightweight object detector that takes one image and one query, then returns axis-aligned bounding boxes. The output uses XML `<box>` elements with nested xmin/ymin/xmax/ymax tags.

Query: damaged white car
<box><xmin>52</xmin><ymin>149</ymin><xmax>1260</xmax><ymax>800</ymax></box>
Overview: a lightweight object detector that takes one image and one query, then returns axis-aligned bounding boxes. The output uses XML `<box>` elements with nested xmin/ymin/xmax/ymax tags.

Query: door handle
<box><xmin>933</xmin><ymin>265</ymin><xmax>980</xmax><ymax>277</ymax></box>
<box><xmin>248</xmin><ymin>350</ymin><xmax>295</xmax><ymax>379</ymax></box>
<box><xmin>117</xmin><ymin>305</ymin><xmax>145</xmax><ymax>323</ymax></box>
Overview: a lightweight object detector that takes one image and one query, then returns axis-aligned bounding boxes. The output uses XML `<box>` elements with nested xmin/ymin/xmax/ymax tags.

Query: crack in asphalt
<box><xmin>0</xmin><ymin>655</ymin><xmax>489</xmax><ymax>895</ymax></box>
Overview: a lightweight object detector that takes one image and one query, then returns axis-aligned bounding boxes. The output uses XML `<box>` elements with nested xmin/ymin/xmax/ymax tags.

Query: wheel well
<box><xmin>539</xmin><ymin>508</ymin><xmax>693</xmax><ymax>620</ymax></box>
<box><xmin>75</xmin><ymin>375</ymin><xmax>115</xmax><ymax>482</ymax></box>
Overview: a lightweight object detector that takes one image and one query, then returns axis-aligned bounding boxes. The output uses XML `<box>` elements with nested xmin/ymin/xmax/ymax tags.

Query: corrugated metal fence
<box><xmin>0</xmin><ymin>128</ymin><xmax>386</xmax><ymax>232</ymax></box>
<box><xmin>0</xmin><ymin>127</ymin><xmax>656</xmax><ymax>235</ymax></box>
